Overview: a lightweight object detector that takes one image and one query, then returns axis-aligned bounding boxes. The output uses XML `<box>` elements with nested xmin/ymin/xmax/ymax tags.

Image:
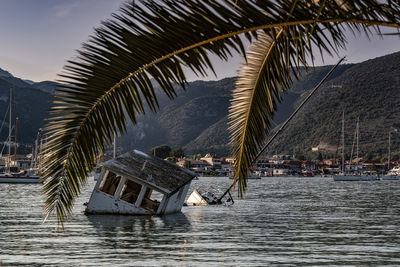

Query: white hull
<box><xmin>0</xmin><ymin>175</ymin><xmax>41</xmax><ymax>183</ymax></box>
<box><xmin>382</xmin><ymin>175</ymin><xmax>400</xmax><ymax>181</ymax></box>
<box><xmin>387</xmin><ymin>166</ymin><xmax>400</xmax><ymax>176</ymax></box>
<box><xmin>333</xmin><ymin>175</ymin><xmax>379</xmax><ymax>181</ymax></box>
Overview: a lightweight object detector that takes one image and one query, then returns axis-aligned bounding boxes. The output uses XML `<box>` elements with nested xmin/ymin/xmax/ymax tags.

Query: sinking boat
<box><xmin>185</xmin><ymin>189</ymin><xmax>220</xmax><ymax>206</ymax></box>
<box><xmin>85</xmin><ymin>150</ymin><xmax>196</xmax><ymax>215</ymax></box>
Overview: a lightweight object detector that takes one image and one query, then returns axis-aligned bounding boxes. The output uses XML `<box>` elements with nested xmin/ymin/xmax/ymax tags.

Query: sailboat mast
<box><xmin>8</xmin><ymin>88</ymin><xmax>12</xmax><ymax>167</ymax></box>
<box><xmin>14</xmin><ymin>117</ymin><xmax>18</xmax><ymax>162</ymax></box>
<box><xmin>356</xmin><ymin>117</ymin><xmax>359</xmax><ymax>159</ymax></box>
<box><xmin>342</xmin><ymin>110</ymin><xmax>345</xmax><ymax>173</ymax></box>
<box><xmin>388</xmin><ymin>131</ymin><xmax>391</xmax><ymax>170</ymax></box>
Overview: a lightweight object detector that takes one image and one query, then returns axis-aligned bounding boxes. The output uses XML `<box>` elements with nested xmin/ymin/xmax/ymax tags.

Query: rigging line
<box><xmin>0</xmin><ymin>104</ymin><xmax>10</xmax><ymax>135</ymax></box>
<box><xmin>0</xmin><ymin>125</ymin><xmax>15</xmax><ymax>156</ymax></box>
<box><xmin>0</xmin><ymin>105</ymin><xmax>10</xmax><ymax>156</ymax></box>
<box><xmin>218</xmin><ymin>56</ymin><xmax>346</xmax><ymax>202</ymax></box>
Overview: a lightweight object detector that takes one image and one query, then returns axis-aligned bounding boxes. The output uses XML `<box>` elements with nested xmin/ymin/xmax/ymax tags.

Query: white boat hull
<box><xmin>333</xmin><ymin>175</ymin><xmax>379</xmax><ymax>181</ymax></box>
<box><xmin>0</xmin><ymin>176</ymin><xmax>41</xmax><ymax>184</ymax></box>
<box><xmin>382</xmin><ymin>175</ymin><xmax>400</xmax><ymax>180</ymax></box>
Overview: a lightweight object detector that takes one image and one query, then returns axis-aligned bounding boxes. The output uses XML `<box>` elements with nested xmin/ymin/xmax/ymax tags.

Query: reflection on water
<box><xmin>1</xmin><ymin>177</ymin><xmax>400</xmax><ymax>266</ymax></box>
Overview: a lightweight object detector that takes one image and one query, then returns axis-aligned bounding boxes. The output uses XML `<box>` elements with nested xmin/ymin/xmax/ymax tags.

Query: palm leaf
<box><xmin>229</xmin><ymin>1</ymin><xmax>400</xmax><ymax>196</ymax></box>
<box><xmin>41</xmin><ymin>0</ymin><xmax>400</xmax><ymax>227</ymax></box>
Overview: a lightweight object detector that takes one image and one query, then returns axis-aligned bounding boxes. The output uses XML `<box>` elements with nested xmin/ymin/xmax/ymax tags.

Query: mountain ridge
<box><xmin>0</xmin><ymin>51</ymin><xmax>399</xmax><ymax>159</ymax></box>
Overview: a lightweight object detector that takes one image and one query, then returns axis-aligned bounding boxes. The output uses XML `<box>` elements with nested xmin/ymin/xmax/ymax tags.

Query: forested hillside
<box><xmin>1</xmin><ymin>51</ymin><xmax>399</xmax><ymax>159</ymax></box>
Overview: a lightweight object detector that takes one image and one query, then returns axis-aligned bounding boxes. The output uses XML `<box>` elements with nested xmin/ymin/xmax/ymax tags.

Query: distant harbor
<box><xmin>174</xmin><ymin>153</ymin><xmax>399</xmax><ymax>179</ymax></box>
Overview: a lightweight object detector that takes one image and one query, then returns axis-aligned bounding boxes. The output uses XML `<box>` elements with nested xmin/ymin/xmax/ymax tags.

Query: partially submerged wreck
<box><xmin>186</xmin><ymin>189</ymin><xmax>220</xmax><ymax>206</ymax></box>
<box><xmin>85</xmin><ymin>150</ymin><xmax>196</xmax><ymax>215</ymax></box>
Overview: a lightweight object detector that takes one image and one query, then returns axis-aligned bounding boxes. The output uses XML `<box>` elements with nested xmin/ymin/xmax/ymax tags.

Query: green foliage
<box><xmin>170</xmin><ymin>147</ymin><xmax>185</xmax><ymax>158</ymax></box>
<box><xmin>0</xmin><ymin>78</ymin><xmax>52</xmax><ymax>144</ymax></box>
<box><xmin>267</xmin><ymin>52</ymin><xmax>400</xmax><ymax>160</ymax></box>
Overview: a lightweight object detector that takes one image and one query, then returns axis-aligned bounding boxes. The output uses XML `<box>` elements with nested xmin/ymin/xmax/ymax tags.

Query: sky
<box><xmin>0</xmin><ymin>0</ymin><xmax>399</xmax><ymax>83</ymax></box>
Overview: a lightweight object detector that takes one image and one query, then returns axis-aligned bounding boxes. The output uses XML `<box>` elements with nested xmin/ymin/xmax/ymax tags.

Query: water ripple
<box><xmin>1</xmin><ymin>177</ymin><xmax>400</xmax><ymax>266</ymax></box>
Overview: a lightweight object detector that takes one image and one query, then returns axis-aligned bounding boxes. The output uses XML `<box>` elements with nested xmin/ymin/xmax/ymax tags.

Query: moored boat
<box><xmin>387</xmin><ymin>165</ymin><xmax>400</xmax><ymax>176</ymax></box>
<box><xmin>0</xmin><ymin>169</ymin><xmax>41</xmax><ymax>183</ymax></box>
<box><xmin>333</xmin><ymin>174</ymin><xmax>379</xmax><ymax>181</ymax></box>
<box><xmin>382</xmin><ymin>174</ymin><xmax>400</xmax><ymax>180</ymax></box>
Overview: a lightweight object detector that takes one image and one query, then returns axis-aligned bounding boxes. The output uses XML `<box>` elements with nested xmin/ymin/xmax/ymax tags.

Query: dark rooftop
<box><xmin>101</xmin><ymin>150</ymin><xmax>196</xmax><ymax>193</ymax></box>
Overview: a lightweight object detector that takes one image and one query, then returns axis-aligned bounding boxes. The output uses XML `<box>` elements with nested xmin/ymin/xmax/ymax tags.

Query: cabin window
<box><xmin>119</xmin><ymin>179</ymin><xmax>142</xmax><ymax>205</ymax></box>
<box><xmin>98</xmin><ymin>172</ymin><xmax>121</xmax><ymax>196</ymax></box>
<box><xmin>140</xmin><ymin>189</ymin><xmax>164</xmax><ymax>212</ymax></box>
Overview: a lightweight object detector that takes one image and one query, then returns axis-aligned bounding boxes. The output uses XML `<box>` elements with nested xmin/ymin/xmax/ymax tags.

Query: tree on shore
<box><xmin>170</xmin><ymin>148</ymin><xmax>185</xmax><ymax>158</ymax></box>
<box><xmin>41</xmin><ymin>0</ymin><xmax>400</xmax><ymax>227</ymax></box>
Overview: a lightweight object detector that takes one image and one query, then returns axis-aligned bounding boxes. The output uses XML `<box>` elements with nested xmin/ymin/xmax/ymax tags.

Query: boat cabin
<box><xmin>86</xmin><ymin>150</ymin><xmax>196</xmax><ymax>215</ymax></box>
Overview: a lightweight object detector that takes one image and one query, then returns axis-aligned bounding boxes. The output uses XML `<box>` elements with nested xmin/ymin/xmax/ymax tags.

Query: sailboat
<box><xmin>0</xmin><ymin>88</ymin><xmax>41</xmax><ymax>183</ymax></box>
<box><xmin>382</xmin><ymin>131</ymin><xmax>400</xmax><ymax>180</ymax></box>
<box><xmin>333</xmin><ymin>113</ymin><xmax>378</xmax><ymax>181</ymax></box>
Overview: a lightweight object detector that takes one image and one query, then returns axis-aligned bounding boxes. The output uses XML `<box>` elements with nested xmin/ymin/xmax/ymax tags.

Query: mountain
<box><xmin>23</xmin><ymin>79</ymin><xmax>35</xmax><ymax>85</ymax></box>
<box><xmin>0</xmin><ymin>50</ymin><xmax>399</xmax><ymax>159</ymax></box>
<box><xmin>0</xmin><ymin>72</ymin><xmax>52</xmax><ymax>148</ymax></box>
<box><xmin>267</xmin><ymin>52</ymin><xmax>400</xmax><ymax>160</ymax></box>
<box><xmin>0</xmin><ymin>68</ymin><xmax>32</xmax><ymax>89</ymax></box>
<box><xmin>31</xmin><ymin>81</ymin><xmax>59</xmax><ymax>93</ymax></box>
<box><xmin>0</xmin><ymin>68</ymin><xmax>12</xmax><ymax>78</ymax></box>
<box><xmin>120</xmin><ymin>52</ymin><xmax>400</xmax><ymax>159</ymax></box>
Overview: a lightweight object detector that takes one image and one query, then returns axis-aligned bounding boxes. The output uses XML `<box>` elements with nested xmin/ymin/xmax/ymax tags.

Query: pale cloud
<box><xmin>52</xmin><ymin>3</ymin><xmax>79</xmax><ymax>18</ymax></box>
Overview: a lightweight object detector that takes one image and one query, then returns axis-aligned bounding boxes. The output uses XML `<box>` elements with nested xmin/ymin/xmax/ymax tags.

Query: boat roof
<box><xmin>101</xmin><ymin>150</ymin><xmax>196</xmax><ymax>194</ymax></box>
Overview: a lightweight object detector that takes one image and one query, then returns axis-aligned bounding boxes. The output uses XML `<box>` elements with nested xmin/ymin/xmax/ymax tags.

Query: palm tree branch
<box><xmin>232</xmin><ymin>29</ymin><xmax>285</xmax><ymax>193</ymax></box>
<box><xmin>42</xmin><ymin>0</ymin><xmax>400</xmax><ymax>227</ymax></box>
<box><xmin>67</xmin><ymin>17</ymin><xmax>400</xmax><ymax>165</ymax></box>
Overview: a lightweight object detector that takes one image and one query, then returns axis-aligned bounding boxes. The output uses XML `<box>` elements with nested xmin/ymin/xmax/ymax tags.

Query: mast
<box><xmin>342</xmin><ymin>110</ymin><xmax>345</xmax><ymax>173</ymax></box>
<box><xmin>350</xmin><ymin>117</ymin><xmax>359</xmax><ymax>170</ymax></box>
<box><xmin>34</xmin><ymin>129</ymin><xmax>42</xmax><ymax>169</ymax></box>
<box><xmin>356</xmin><ymin>117</ymin><xmax>359</xmax><ymax>159</ymax></box>
<box><xmin>8</xmin><ymin>88</ymin><xmax>12</xmax><ymax>167</ymax></box>
<box><xmin>388</xmin><ymin>131</ymin><xmax>391</xmax><ymax>171</ymax></box>
<box><xmin>14</xmin><ymin>117</ymin><xmax>19</xmax><ymax>162</ymax></box>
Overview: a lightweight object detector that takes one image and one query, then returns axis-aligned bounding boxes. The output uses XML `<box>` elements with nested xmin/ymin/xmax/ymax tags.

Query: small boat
<box><xmin>185</xmin><ymin>189</ymin><xmax>219</xmax><ymax>206</ymax></box>
<box><xmin>382</xmin><ymin>165</ymin><xmax>400</xmax><ymax>180</ymax></box>
<box><xmin>0</xmin><ymin>88</ymin><xmax>41</xmax><ymax>184</ymax></box>
<box><xmin>0</xmin><ymin>169</ymin><xmax>40</xmax><ymax>184</ymax></box>
<box><xmin>334</xmin><ymin>113</ymin><xmax>378</xmax><ymax>181</ymax></box>
<box><xmin>333</xmin><ymin>174</ymin><xmax>379</xmax><ymax>181</ymax></box>
<box><xmin>382</xmin><ymin>174</ymin><xmax>400</xmax><ymax>181</ymax></box>
<box><xmin>387</xmin><ymin>166</ymin><xmax>400</xmax><ymax>176</ymax></box>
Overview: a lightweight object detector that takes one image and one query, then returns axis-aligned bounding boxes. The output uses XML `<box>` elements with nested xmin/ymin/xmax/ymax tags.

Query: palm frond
<box><xmin>229</xmin><ymin>30</ymin><xmax>288</xmax><ymax>197</ymax></box>
<box><xmin>229</xmin><ymin>0</ymin><xmax>400</xmax><ymax>197</ymax></box>
<box><xmin>41</xmin><ymin>0</ymin><xmax>400</xmax><ymax>227</ymax></box>
<box><xmin>229</xmin><ymin>25</ymin><xmax>311</xmax><ymax>196</ymax></box>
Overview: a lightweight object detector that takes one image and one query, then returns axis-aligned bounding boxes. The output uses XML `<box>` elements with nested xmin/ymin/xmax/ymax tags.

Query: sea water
<box><xmin>1</xmin><ymin>177</ymin><xmax>400</xmax><ymax>266</ymax></box>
